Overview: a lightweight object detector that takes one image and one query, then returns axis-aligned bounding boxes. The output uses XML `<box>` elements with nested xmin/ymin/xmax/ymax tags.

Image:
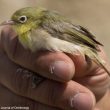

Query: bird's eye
<box><xmin>18</xmin><ymin>15</ymin><xmax>27</xmax><ymax>23</ymax></box>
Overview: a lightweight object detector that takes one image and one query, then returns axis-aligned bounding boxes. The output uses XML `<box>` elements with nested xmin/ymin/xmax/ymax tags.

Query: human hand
<box><xmin>0</xmin><ymin>26</ymin><xmax>110</xmax><ymax>110</ymax></box>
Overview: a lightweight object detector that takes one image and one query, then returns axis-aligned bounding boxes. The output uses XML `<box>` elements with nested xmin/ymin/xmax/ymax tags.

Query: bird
<box><xmin>0</xmin><ymin>7</ymin><xmax>110</xmax><ymax>75</ymax></box>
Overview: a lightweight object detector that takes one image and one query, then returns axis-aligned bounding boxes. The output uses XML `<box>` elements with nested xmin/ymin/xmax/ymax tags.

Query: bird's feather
<box><xmin>41</xmin><ymin>10</ymin><xmax>102</xmax><ymax>51</ymax></box>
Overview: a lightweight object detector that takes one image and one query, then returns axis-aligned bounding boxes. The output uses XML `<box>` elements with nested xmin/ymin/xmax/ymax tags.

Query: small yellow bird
<box><xmin>0</xmin><ymin>7</ymin><xmax>110</xmax><ymax>75</ymax></box>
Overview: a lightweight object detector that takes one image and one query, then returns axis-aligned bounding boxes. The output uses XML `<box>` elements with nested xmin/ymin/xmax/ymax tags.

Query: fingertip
<box><xmin>71</xmin><ymin>93</ymin><xmax>95</xmax><ymax>110</ymax></box>
<box><xmin>1</xmin><ymin>26</ymin><xmax>17</xmax><ymax>48</ymax></box>
<box><xmin>50</xmin><ymin>60</ymin><xmax>75</xmax><ymax>81</ymax></box>
<box><xmin>1</xmin><ymin>25</ymin><xmax>14</xmax><ymax>36</ymax></box>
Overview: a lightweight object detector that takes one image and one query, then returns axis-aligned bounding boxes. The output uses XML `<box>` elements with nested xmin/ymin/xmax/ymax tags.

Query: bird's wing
<box><xmin>41</xmin><ymin>11</ymin><xmax>102</xmax><ymax>51</ymax></box>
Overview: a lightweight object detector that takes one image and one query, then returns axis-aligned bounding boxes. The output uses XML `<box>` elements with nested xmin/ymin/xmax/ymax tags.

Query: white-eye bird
<box><xmin>1</xmin><ymin>7</ymin><xmax>110</xmax><ymax>75</ymax></box>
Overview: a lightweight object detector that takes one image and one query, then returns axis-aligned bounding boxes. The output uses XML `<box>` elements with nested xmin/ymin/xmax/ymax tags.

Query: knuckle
<box><xmin>47</xmin><ymin>83</ymin><xmax>69</xmax><ymax>109</ymax></box>
<box><xmin>47</xmin><ymin>83</ymin><xmax>59</xmax><ymax>106</ymax></box>
<box><xmin>6</xmin><ymin>37</ymin><xmax>19</xmax><ymax>61</ymax></box>
<box><xmin>11</xmin><ymin>69</ymin><xmax>31</xmax><ymax>96</ymax></box>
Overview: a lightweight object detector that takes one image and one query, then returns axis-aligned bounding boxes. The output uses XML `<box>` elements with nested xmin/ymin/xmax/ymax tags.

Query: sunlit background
<box><xmin>0</xmin><ymin>0</ymin><xmax>110</xmax><ymax>58</ymax></box>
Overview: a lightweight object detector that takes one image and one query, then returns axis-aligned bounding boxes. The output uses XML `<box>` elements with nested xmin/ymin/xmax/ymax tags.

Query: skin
<box><xmin>0</xmin><ymin>26</ymin><xmax>110</xmax><ymax>110</ymax></box>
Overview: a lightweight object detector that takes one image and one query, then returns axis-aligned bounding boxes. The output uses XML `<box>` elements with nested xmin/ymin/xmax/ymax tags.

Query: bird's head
<box><xmin>0</xmin><ymin>7</ymin><xmax>46</xmax><ymax>35</ymax></box>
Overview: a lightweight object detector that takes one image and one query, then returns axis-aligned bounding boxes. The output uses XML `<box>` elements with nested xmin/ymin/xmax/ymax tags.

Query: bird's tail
<box><xmin>84</xmin><ymin>47</ymin><xmax>110</xmax><ymax>75</ymax></box>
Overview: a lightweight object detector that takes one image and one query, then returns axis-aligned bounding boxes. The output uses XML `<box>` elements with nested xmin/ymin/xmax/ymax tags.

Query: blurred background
<box><xmin>0</xmin><ymin>0</ymin><xmax>110</xmax><ymax>58</ymax></box>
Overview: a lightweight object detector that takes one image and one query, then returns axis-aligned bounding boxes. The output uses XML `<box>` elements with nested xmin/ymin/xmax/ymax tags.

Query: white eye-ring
<box><xmin>18</xmin><ymin>15</ymin><xmax>27</xmax><ymax>23</ymax></box>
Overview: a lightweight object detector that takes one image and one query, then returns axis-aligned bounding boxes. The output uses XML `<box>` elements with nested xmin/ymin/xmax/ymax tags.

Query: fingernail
<box><xmin>70</xmin><ymin>93</ymin><xmax>94</xmax><ymax>110</ymax></box>
<box><xmin>50</xmin><ymin>61</ymin><xmax>74</xmax><ymax>81</ymax></box>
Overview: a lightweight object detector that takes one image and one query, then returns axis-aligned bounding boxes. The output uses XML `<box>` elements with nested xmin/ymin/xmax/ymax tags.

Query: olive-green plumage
<box><xmin>1</xmin><ymin>7</ymin><xmax>110</xmax><ymax>74</ymax></box>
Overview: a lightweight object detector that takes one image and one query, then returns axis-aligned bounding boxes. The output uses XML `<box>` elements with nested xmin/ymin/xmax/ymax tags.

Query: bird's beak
<box><xmin>0</xmin><ymin>20</ymin><xmax>15</xmax><ymax>26</ymax></box>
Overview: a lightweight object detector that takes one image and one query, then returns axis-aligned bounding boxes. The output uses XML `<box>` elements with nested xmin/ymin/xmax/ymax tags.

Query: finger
<box><xmin>1</xmin><ymin>26</ymin><xmax>75</xmax><ymax>82</ymax></box>
<box><xmin>68</xmin><ymin>46</ymin><xmax>110</xmax><ymax>77</ymax></box>
<box><xmin>0</xmin><ymin>53</ymin><xmax>95</xmax><ymax>110</ymax></box>
<box><xmin>34</xmin><ymin>80</ymin><xmax>95</xmax><ymax>110</ymax></box>
<box><xmin>67</xmin><ymin>53</ymin><xmax>88</xmax><ymax>77</ymax></box>
<box><xmin>69</xmin><ymin>48</ymin><xmax>110</xmax><ymax>100</ymax></box>
<box><xmin>0</xmin><ymin>84</ymin><xmax>61</xmax><ymax>110</ymax></box>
